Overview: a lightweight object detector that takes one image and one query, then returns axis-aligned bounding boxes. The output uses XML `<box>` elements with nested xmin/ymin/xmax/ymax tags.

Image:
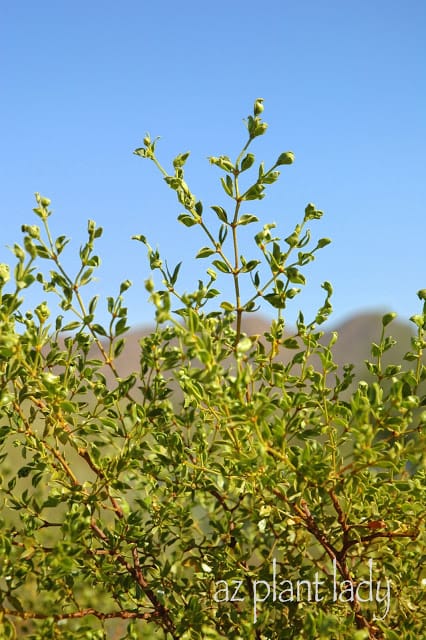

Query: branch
<box><xmin>1</xmin><ymin>607</ymin><xmax>158</xmax><ymax>622</ymax></box>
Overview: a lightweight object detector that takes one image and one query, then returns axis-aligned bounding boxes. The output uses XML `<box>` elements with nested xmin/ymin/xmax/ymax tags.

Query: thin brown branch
<box><xmin>1</xmin><ymin>607</ymin><xmax>158</xmax><ymax>621</ymax></box>
<box><xmin>89</xmin><ymin>520</ymin><xmax>177</xmax><ymax>638</ymax></box>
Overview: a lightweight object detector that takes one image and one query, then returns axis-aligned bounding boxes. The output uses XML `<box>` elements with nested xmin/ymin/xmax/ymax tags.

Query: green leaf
<box><xmin>243</xmin><ymin>183</ymin><xmax>265</xmax><ymax>200</ymax></box>
<box><xmin>209</xmin><ymin>155</ymin><xmax>234</xmax><ymax>172</ymax></box>
<box><xmin>241</xmin><ymin>259</ymin><xmax>260</xmax><ymax>273</ymax></box>
<box><xmin>304</xmin><ymin>203</ymin><xmax>323</xmax><ymax>220</ymax></box>
<box><xmin>178</xmin><ymin>213</ymin><xmax>198</xmax><ymax>227</ymax></box>
<box><xmin>79</xmin><ymin>268</ymin><xmax>94</xmax><ymax>286</ymax></box>
<box><xmin>264</xmin><ymin>292</ymin><xmax>286</xmax><ymax>309</ymax></box>
<box><xmin>240</xmin><ymin>153</ymin><xmax>255</xmax><ymax>172</ymax></box>
<box><xmin>287</xmin><ymin>287</ymin><xmax>301</xmax><ymax>298</ymax></box>
<box><xmin>321</xmin><ymin>281</ymin><xmax>333</xmax><ymax>295</ymax></box>
<box><xmin>317</xmin><ymin>237</ymin><xmax>331</xmax><ymax>248</ymax></box>
<box><xmin>132</xmin><ymin>234</ymin><xmax>147</xmax><ymax>244</ymax></box>
<box><xmin>262</xmin><ymin>170</ymin><xmax>280</xmax><ymax>184</ymax></box>
<box><xmin>92</xmin><ymin>323</ymin><xmax>107</xmax><ymax>336</ymax></box>
<box><xmin>236</xmin><ymin>336</ymin><xmax>252</xmax><ymax>353</ymax></box>
<box><xmin>220</xmin><ymin>301</ymin><xmax>235</xmax><ymax>311</ymax></box>
<box><xmin>211</xmin><ymin>205</ymin><xmax>228</xmax><ymax>223</ymax></box>
<box><xmin>212</xmin><ymin>260</ymin><xmax>231</xmax><ymax>273</ymax></box>
<box><xmin>237</xmin><ymin>214</ymin><xmax>258</xmax><ymax>226</ymax></box>
<box><xmin>218</xmin><ymin>224</ymin><xmax>228</xmax><ymax>245</ymax></box>
<box><xmin>283</xmin><ymin>338</ymin><xmax>299</xmax><ymax>348</ymax></box>
<box><xmin>285</xmin><ymin>267</ymin><xmax>306</xmax><ymax>285</ymax></box>
<box><xmin>196</xmin><ymin>247</ymin><xmax>215</xmax><ymax>259</ymax></box>
<box><xmin>113</xmin><ymin>338</ymin><xmax>126</xmax><ymax>358</ymax></box>
<box><xmin>115</xmin><ymin>317</ymin><xmax>129</xmax><ymax>336</ymax></box>
<box><xmin>173</xmin><ymin>151</ymin><xmax>190</xmax><ymax>169</ymax></box>
<box><xmin>61</xmin><ymin>321</ymin><xmax>81</xmax><ymax>331</ymax></box>
<box><xmin>170</xmin><ymin>261</ymin><xmax>182</xmax><ymax>285</ymax></box>
<box><xmin>285</xmin><ymin>231</ymin><xmax>299</xmax><ymax>247</ymax></box>
<box><xmin>34</xmin><ymin>244</ymin><xmax>51</xmax><ymax>258</ymax></box>
<box><xmin>220</xmin><ymin>175</ymin><xmax>234</xmax><ymax>197</ymax></box>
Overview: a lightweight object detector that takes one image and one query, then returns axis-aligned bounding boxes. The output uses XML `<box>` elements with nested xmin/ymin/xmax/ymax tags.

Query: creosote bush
<box><xmin>0</xmin><ymin>100</ymin><xmax>425</xmax><ymax>640</ymax></box>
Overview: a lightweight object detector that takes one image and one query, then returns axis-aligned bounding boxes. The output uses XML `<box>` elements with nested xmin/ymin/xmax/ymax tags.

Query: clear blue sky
<box><xmin>1</xmin><ymin>1</ymin><xmax>425</xmax><ymax>330</ymax></box>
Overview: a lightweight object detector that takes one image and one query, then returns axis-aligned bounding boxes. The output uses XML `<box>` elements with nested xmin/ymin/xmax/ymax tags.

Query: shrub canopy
<box><xmin>0</xmin><ymin>101</ymin><xmax>425</xmax><ymax>639</ymax></box>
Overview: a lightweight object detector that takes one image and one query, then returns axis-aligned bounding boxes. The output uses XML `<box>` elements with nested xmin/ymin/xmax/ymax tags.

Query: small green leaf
<box><xmin>240</xmin><ymin>153</ymin><xmax>255</xmax><ymax>172</ymax></box>
<box><xmin>92</xmin><ymin>323</ymin><xmax>107</xmax><ymax>336</ymax></box>
<box><xmin>209</xmin><ymin>155</ymin><xmax>234</xmax><ymax>172</ymax></box>
<box><xmin>287</xmin><ymin>287</ymin><xmax>301</xmax><ymax>299</ymax></box>
<box><xmin>410</xmin><ymin>314</ymin><xmax>424</xmax><ymax>328</ymax></box>
<box><xmin>241</xmin><ymin>260</ymin><xmax>260</xmax><ymax>273</ymax></box>
<box><xmin>79</xmin><ymin>268</ymin><xmax>94</xmax><ymax>286</ymax></box>
<box><xmin>173</xmin><ymin>151</ymin><xmax>190</xmax><ymax>169</ymax></box>
<box><xmin>263</xmin><ymin>170</ymin><xmax>280</xmax><ymax>184</ymax></box>
<box><xmin>196</xmin><ymin>247</ymin><xmax>215</xmax><ymax>259</ymax></box>
<box><xmin>211</xmin><ymin>205</ymin><xmax>228</xmax><ymax>223</ymax></box>
<box><xmin>353</xmin><ymin>631</ymin><xmax>370</xmax><ymax>640</ymax></box>
<box><xmin>238</xmin><ymin>214</ymin><xmax>258</xmax><ymax>226</ymax></box>
<box><xmin>220</xmin><ymin>175</ymin><xmax>234</xmax><ymax>197</ymax></box>
<box><xmin>285</xmin><ymin>267</ymin><xmax>306</xmax><ymax>285</ymax></box>
<box><xmin>218</xmin><ymin>224</ymin><xmax>228</xmax><ymax>245</ymax></box>
<box><xmin>321</xmin><ymin>281</ymin><xmax>333</xmax><ymax>295</ymax></box>
<box><xmin>283</xmin><ymin>338</ymin><xmax>299</xmax><ymax>349</ymax></box>
<box><xmin>0</xmin><ymin>263</ymin><xmax>10</xmax><ymax>285</ymax></box>
<box><xmin>35</xmin><ymin>244</ymin><xmax>51</xmax><ymax>259</ymax></box>
<box><xmin>284</xmin><ymin>230</ymin><xmax>299</xmax><ymax>247</ymax></box>
<box><xmin>237</xmin><ymin>337</ymin><xmax>252</xmax><ymax>353</ymax></box>
<box><xmin>62</xmin><ymin>321</ymin><xmax>81</xmax><ymax>331</ymax></box>
<box><xmin>132</xmin><ymin>234</ymin><xmax>147</xmax><ymax>244</ymax></box>
<box><xmin>177</xmin><ymin>214</ymin><xmax>198</xmax><ymax>227</ymax></box>
<box><xmin>243</xmin><ymin>183</ymin><xmax>265</xmax><ymax>201</ymax></box>
<box><xmin>304</xmin><ymin>203</ymin><xmax>323</xmax><ymax>220</ymax></box>
<box><xmin>220</xmin><ymin>301</ymin><xmax>235</xmax><ymax>311</ymax></box>
<box><xmin>170</xmin><ymin>262</ymin><xmax>182</xmax><ymax>285</ymax></box>
<box><xmin>212</xmin><ymin>260</ymin><xmax>231</xmax><ymax>273</ymax></box>
<box><xmin>317</xmin><ymin>237</ymin><xmax>331</xmax><ymax>248</ymax></box>
<box><xmin>264</xmin><ymin>293</ymin><xmax>286</xmax><ymax>309</ymax></box>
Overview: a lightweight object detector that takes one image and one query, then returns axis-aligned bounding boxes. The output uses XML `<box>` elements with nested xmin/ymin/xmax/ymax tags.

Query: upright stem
<box><xmin>232</xmin><ymin>197</ymin><xmax>242</xmax><ymax>346</ymax></box>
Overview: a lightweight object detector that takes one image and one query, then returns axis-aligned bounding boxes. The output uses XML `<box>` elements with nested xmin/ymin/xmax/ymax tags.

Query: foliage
<box><xmin>0</xmin><ymin>101</ymin><xmax>425</xmax><ymax>640</ymax></box>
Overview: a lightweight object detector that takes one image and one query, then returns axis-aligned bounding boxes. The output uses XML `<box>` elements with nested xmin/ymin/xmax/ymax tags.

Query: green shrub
<box><xmin>0</xmin><ymin>100</ymin><xmax>425</xmax><ymax>639</ymax></box>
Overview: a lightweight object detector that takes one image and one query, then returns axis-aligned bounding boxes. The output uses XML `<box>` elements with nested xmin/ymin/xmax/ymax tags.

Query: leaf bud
<box><xmin>145</xmin><ymin>278</ymin><xmax>155</xmax><ymax>293</ymax></box>
<box><xmin>254</xmin><ymin>98</ymin><xmax>264</xmax><ymax>116</ymax></box>
<box><xmin>35</xmin><ymin>302</ymin><xmax>50</xmax><ymax>323</ymax></box>
<box><xmin>382</xmin><ymin>312</ymin><xmax>397</xmax><ymax>327</ymax></box>
<box><xmin>22</xmin><ymin>224</ymin><xmax>41</xmax><ymax>239</ymax></box>
<box><xmin>34</xmin><ymin>192</ymin><xmax>50</xmax><ymax>206</ymax></box>
<box><xmin>276</xmin><ymin>152</ymin><xmax>295</xmax><ymax>166</ymax></box>
<box><xmin>120</xmin><ymin>279</ymin><xmax>132</xmax><ymax>294</ymax></box>
<box><xmin>0</xmin><ymin>263</ymin><xmax>10</xmax><ymax>285</ymax></box>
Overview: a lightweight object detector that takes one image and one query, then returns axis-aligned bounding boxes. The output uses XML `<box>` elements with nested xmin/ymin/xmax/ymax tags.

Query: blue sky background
<box><xmin>1</xmin><ymin>1</ymin><xmax>425</xmax><ymax>330</ymax></box>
